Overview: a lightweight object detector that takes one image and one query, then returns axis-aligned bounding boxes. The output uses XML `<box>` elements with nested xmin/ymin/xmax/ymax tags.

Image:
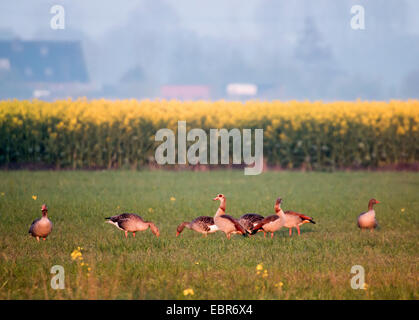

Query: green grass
<box><xmin>0</xmin><ymin>170</ymin><xmax>418</xmax><ymax>300</ymax></box>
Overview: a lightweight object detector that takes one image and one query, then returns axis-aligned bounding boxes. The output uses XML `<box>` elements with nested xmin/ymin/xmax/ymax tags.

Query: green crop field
<box><xmin>0</xmin><ymin>170</ymin><xmax>417</xmax><ymax>299</ymax></box>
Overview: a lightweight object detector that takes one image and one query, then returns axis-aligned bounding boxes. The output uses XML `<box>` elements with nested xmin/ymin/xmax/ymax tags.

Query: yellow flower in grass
<box><xmin>0</xmin><ymin>192</ymin><xmax>5</xmax><ymax>196</ymax></box>
<box><xmin>274</xmin><ymin>281</ymin><xmax>284</xmax><ymax>288</ymax></box>
<box><xmin>256</xmin><ymin>263</ymin><xmax>264</xmax><ymax>275</ymax></box>
<box><xmin>361</xmin><ymin>283</ymin><xmax>369</xmax><ymax>290</ymax></box>
<box><xmin>71</xmin><ymin>248</ymin><xmax>82</xmax><ymax>260</ymax></box>
<box><xmin>32</xmin><ymin>195</ymin><xmax>37</xmax><ymax>200</ymax></box>
<box><xmin>148</xmin><ymin>208</ymin><xmax>153</xmax><ymax>213</ymax></box>
<box><xmin>262</xmin><ymin>270</ymin><xmax>268</xmax><ymax>278</ymax></box>
<box><xmin>170</xmin><ymin>197</ymin><xmax>176</xmax><ymax>201</ymax></box>
<box><xmin>401</xmin><ymin>208</ymin><xmax>405</xmax><ymax>213</ymax></box>
<box><xmin>183</xmin><ymin>288</ymin><xmax>194</xmax><ymax>296</ymax></box>
<box><xmin>71</xmin><ymin>251</ymin><xmax>81</xmax><ymax>260</ymax></box>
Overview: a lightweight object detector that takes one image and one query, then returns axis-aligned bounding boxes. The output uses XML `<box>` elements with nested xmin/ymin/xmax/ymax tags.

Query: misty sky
<box><xmin>1</xmin><ymin>0</ymin><xmax>419</xmax><ymax>100</ymax></box>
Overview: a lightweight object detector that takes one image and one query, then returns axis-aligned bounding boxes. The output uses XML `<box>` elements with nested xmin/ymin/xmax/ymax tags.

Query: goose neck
<box><xmin>215</xmin><ymin>200</ymin><xmax>226</xmax><ymax>217</ymax></box>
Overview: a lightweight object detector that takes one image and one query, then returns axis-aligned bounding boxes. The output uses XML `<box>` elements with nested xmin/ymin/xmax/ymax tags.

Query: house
<box><xmin>0</xmin><ymin>39</ymin><xmax>91</xmax><ymax>99</ymax></box>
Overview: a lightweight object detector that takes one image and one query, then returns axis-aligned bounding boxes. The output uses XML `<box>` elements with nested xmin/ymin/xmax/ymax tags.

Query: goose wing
<box><xmin>250</xmin><ymin>215</ymin><xmax>281</xmax><ymax>234</ymax></box>
<box><xmin>240</xmin><ymin>213</ymin><xmax>264</xmax><ymax>221</ymax></box>
<box><xmin>29</xmin><ymin>218</ymin><xmax>40</xmax><ymax>234</ymax></box>
<box><xmin>193</xmin><ymin>216</ymin><xmax>215</xmax><ymax>232</ymax></box>
<box><xmin>239</xmin><ymin>213</ymin><xmax>264</xmax><ymax>231</ymax></box>
<box><xmin>240</xmin><ymin>213</ymin><xmax>264</xmax><ymax>223</ymax></box>
<box><xmin>220</xmin><ymin>215</ymin><xmax>247</xmax><ymax>234</ymax></box>
<box><xmin>254</xmin><ymin>215</ymin><xmax>279</xmax><ymax>228</ymax></box>
<box><xmin>107</xmin><ymin>213</ymin><xmax>142</xmax><ymax>229</ymax></box>
<box><xmin>285</xmin><ymin>210</ymin><xmax>315</xmax><ymax>223</ymax></box>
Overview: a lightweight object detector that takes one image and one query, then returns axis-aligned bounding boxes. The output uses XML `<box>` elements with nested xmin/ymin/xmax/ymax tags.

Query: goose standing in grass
<box><xmin>281</xmin><ymin>199</ymin><xmax>316</xmax><ymax>236</ymax></box>
<box><xmin>105</xmin><ymin>213</ymin><xmax>160</xmax><ymax>238</ymax></box>
<box><xmin>213</xmin><ymin>194</ymin><xmax>248</xmax><ymax>239</ymax></box>
<box><xmin>239</xmin><ymin>213</ymin><xmax>264</xmax><ymax>235</ymax></box>
<box><xmin>176</xmin><ymin>216</ymin><xmax>218</xmax><ymax>237</ymax></box>
<box><xmin>29</xmin><ymin>204</ymin><xmax>53</xmax><ymax>242</ymax></box>
<box><xmin>357</xmin><ymin>199</ymin><xmax>380</xmax><ymax>232</ymax></box>
<box><xmin>251</xmin><ymin>198</ymin><xmax>285</xmax><ymax>238</ymax></box>
<box><xmin>253</xmin><ymin>197</ymin><xmax>316</xmax><ymax>237</ymax></box>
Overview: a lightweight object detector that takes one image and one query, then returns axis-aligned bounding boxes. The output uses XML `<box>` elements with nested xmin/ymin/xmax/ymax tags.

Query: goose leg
<box><xmin>36</xmin><ymin>236</ymin><xmax>40</xmax><ymax>242</ymax></box>
<box><xmin>132</xmin><ymin>232</ymin><xmax>136</xmax><ymax>238</ymax></box>
<box><xmin>271</xmin><ymin>233</ymin><xmax>274</xmax><ymax>239</ymax></box>
<box><xmin>264</xmin><ymin>232</ymin><xmax>266</xmax><ymax>238</ymax></box>
<box><xmin>297</xmin><ymin>226</ymin><xmax>301</xmax><ymax>236</ymax></box>
<box><xmin>227</xmin><ymin>233</ymin><xmax>231</xmax><ymax>240</ymax></box>
<box><xmin>43</xmin><ymin>237</ymin><xmax>46</xmax><ymax>241</ymax></box>
<box><xmin>124</xmin><ymin>231</ymin><xmax>128</xmax><ymax>238</ymax></box>
<box><xmin>289</xmin><ymin>228</ymin><xmax>292</xmax><ymax>237</ymax></box>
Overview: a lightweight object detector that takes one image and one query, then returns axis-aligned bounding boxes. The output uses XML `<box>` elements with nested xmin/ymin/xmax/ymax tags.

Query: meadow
<box><xmin>0</xmin><ymin>170</ymin><xmax>417</xmax><ymax>300</ymax></box>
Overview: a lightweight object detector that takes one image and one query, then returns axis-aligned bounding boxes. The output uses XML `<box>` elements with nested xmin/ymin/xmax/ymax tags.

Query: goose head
<box><xmin>41</xmin><ymin>204</ymin><xmax>48</xmax><ymax>216</ymax></box>
<box><xmin>274</xmin><ymin>197</ymin><xmax>283</xmax><ymax>213</ymax></box>
<box><xmin>368</xmin><ymin>198</ymin><xmax>380</xmax><ymax>210</ymax></box>
<box><xmin>213</xmin><ymin>194</ymin><xmax>225</xmax><ymax>201</ymax></box>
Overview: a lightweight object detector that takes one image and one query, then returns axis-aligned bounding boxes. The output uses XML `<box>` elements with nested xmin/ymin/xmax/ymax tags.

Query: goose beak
<box><xmin>213</xmin><ymin>197</ymin><xmax>218</xmax><ymax>201</ymax></box>
<box><xmin>376</xmin><ymin>200</ymin><xmax>380</xmax><ymax>204</ymax></box>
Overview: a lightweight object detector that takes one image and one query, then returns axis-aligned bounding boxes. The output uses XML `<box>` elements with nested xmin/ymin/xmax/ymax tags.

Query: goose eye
<box><xmin>218</xmin><ymin>194</ymin><xmax>222</xmax><ymax>197</ymax></box>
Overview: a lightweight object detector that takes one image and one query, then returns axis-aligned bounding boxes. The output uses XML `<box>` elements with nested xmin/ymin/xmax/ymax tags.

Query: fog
<box><xmin>1</xmin><ymin>0</ymin><xmax>418</xmax><ymax>100</ymax></box>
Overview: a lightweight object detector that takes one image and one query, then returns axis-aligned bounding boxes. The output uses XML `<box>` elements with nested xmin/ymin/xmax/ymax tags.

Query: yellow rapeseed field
<box><xmin>0</xmin><ymin>99</ymin><xmax>418</xmax><ymax>169</ymax></box>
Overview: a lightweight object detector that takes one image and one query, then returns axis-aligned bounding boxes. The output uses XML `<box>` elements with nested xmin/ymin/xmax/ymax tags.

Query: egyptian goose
<box><xmin>213</xmin><ymin>194</ymin><xmax>248</xmax><ymax>239</ymax></box>
<box><xmin>29</xmin><ymin>204</ymin><xmax>53</xmax><ymax>242</ymax></box>
<box><xmin>176</xmin><ymin>216</ymin><xmax>218</xmax><ymax>237</ymax></box>
<box><xmin>239</xmin><ymin>213</ymin><xmax>264</xmax><ymax>235</ymax></box>
<box><xmin>105</xmin><ymin>213</ymin><xmax>160</xmax><ymax>238</ymax></box>
<box><xmin>253</xmin><ymin>197</ymin><xmax>316</xmax><ymax>237</ymax></box>
<box><xmin>281</xmin><ymin>199</ymin><xmax>315</xmax><ymax>236</ymax></box>
<box><xmin>357</xmin><ymin>199</ymin><xmax>380</xmax><ymax>232</ymax></box>
<box><xmin>251</xmin><ymin>198</ymin><xmax>284</xmax><ymax>238</ymax></box>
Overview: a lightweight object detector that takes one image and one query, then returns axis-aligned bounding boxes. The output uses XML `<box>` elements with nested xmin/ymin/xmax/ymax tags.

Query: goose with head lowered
<box><xmin>213</xmin><ymin>194</ymin><xmax>248</xmax><ymax>239</ymax></box>
<box><xmin>176</xmin><ymin>216</ymin><xmax>218</xmax><ymax>237</ymax></box>
<box><xmin>357</xmin><ymin>199</ymin><xmax>380</xmax><ymax>232</ymax></box>
<box><xmin>105</xmin><ymin>213</ymin><xmax>160</xmax><ymax>238</ymax></box>
<box><xmin>29</xmin><ymin>204</ymin><xmax>53</xmax><ymax>242</ymax></box>
<box><xmin>239</xmin><ymin>213</ymin><xmax>265</xmax><ymax>235</ymax></box>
